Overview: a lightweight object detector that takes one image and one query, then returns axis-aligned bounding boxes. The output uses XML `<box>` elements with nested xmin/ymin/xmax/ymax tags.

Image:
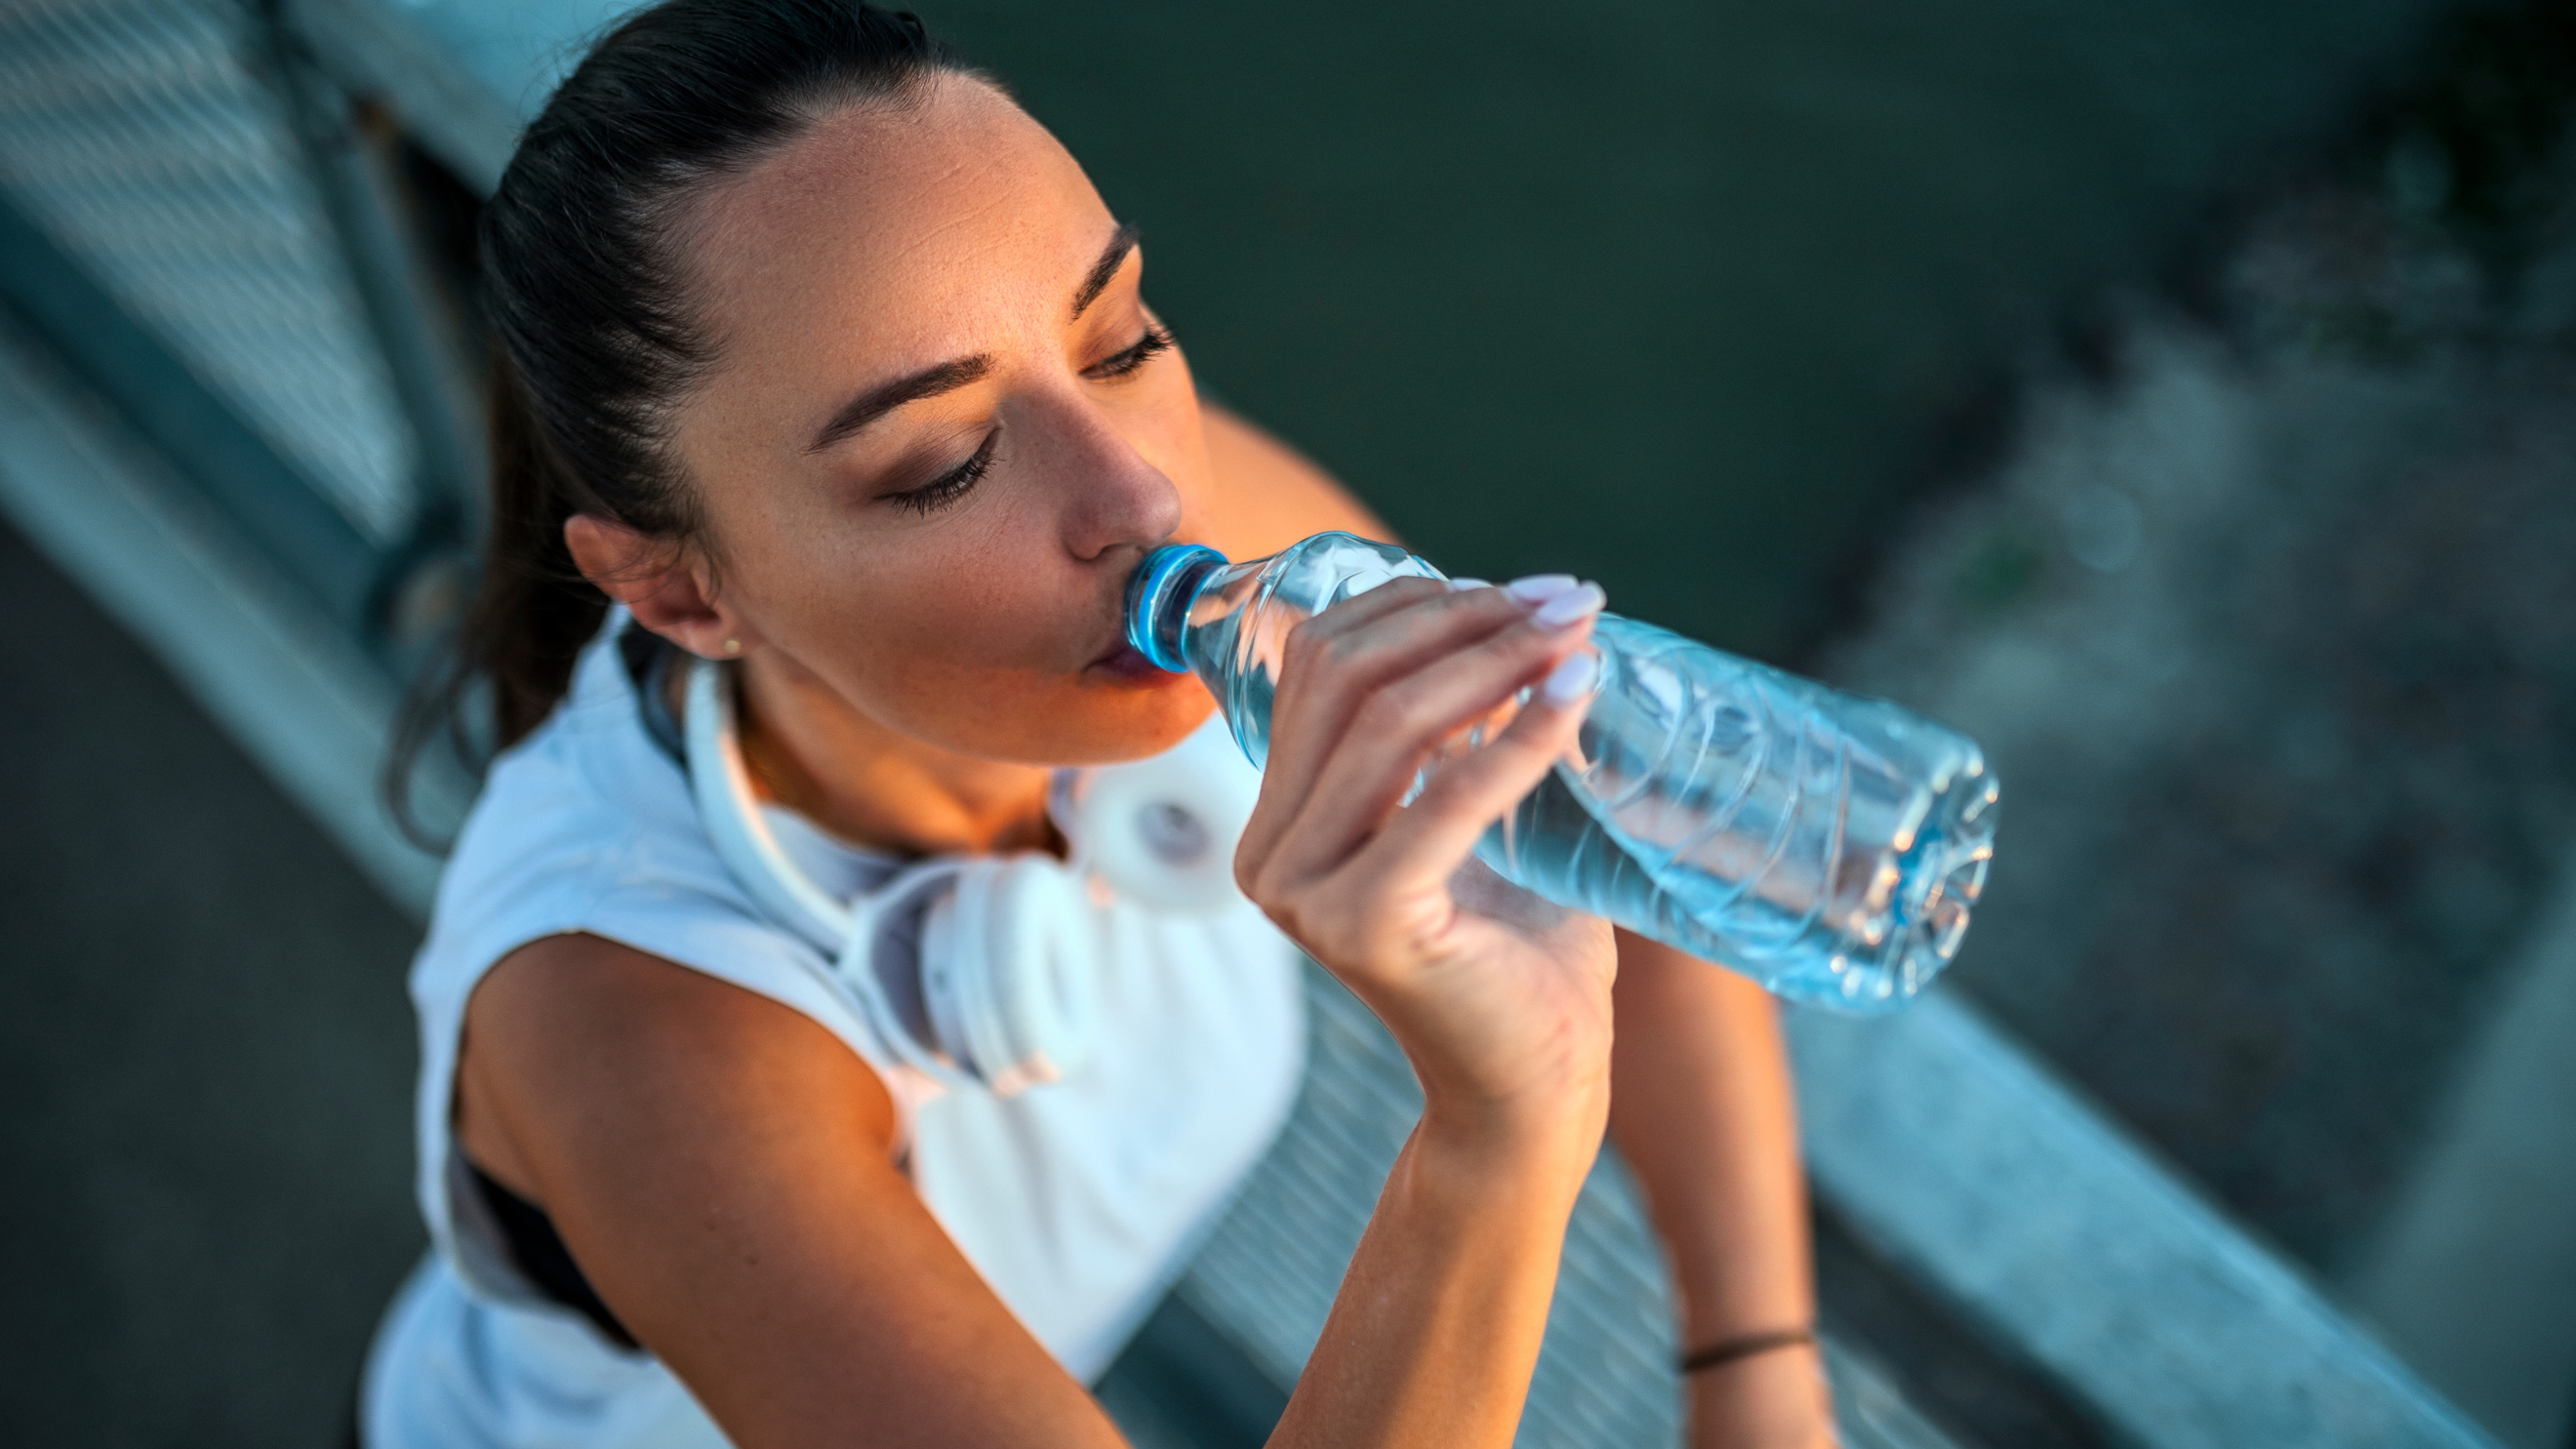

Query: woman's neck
<box><xmin>717</xmin><ymin>650</ymin><xmax>1057</xmax><ymax>860</ymax></box>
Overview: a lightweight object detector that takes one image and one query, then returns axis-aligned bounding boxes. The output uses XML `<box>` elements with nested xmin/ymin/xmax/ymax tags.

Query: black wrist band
<box><xmin>1677</xmin><ymin>1326</ymin><xmax>1816</xmax><ymax>1375</ymax></box>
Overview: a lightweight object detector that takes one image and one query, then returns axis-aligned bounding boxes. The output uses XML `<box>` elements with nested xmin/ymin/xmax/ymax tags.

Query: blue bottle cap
<box><xmin>1125</xmin><ymin>543</ymin><xmax>1229</xmax><ymax>674</ymax></box>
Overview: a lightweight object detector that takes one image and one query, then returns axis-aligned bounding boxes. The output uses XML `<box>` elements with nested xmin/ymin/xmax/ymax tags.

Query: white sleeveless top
<box><xmin>361</xmin><ymin>616</ymin><xmax>1307</xmax><ymax>1449</ymax></box>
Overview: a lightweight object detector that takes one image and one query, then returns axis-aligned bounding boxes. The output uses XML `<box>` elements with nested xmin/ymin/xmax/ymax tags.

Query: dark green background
<box><xmin>934</xmin><ymin>0</ymin><xmax>2443</xmax><ymax>657</ymax></box>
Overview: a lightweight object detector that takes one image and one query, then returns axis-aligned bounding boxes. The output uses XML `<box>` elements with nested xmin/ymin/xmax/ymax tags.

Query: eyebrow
<box><xmin>1070</xmin><ymin>221</ymin><xmax>1141</xmax><ymax>320</ymax></box>
<box><xmin>804</xmin><ymin>222</ymin><xmax>1141</xmax><ymax>455</ymax></box>
<box><xmin>806</xmin><ymin>354</ymin><xmax>994</xmax><ymax>454</ymax></box>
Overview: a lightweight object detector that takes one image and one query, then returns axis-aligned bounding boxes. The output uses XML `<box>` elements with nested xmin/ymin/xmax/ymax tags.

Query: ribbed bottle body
<box><xmin>1132</xmin><ymin>533</ymin><xmax>1996</xmax><ymax>1011</ymax></box>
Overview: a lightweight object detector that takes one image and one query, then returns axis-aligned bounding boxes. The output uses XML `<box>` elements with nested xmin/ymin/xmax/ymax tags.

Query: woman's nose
<box><xmin>1042</xmin><ymin>394</ymin><xmax>1185</xmax><ymax>562</ymax></box>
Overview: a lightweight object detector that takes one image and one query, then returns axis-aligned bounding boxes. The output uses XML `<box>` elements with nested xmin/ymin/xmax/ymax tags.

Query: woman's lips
<box><xmin>1086</xmin><ymin>641</ymin><xmax>1176</xmax><ymax>686</ymax></box>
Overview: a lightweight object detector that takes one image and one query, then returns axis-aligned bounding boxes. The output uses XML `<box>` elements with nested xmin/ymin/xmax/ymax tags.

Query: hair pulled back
<box><xmin>401</xmin><ymin>0</ymin><xmax>969</xmax><ymax>803</ymax></box>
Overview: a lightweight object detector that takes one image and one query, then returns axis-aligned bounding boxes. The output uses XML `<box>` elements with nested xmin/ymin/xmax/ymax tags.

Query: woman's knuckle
<box><xmin>1281</xmin><ymin>623</ymin><xmax>1337</xmax><ymax>678</ymax></box>
<box><xmin>1481</xmin><ymin>621</ymin><xmax>1549</xmax><ymax>663</ymax></box>
<box><xmin>1240</xmin><ymin>855</ymin><xmax>1279</xmax><ymax>905</ymax></box>
<box><xmin>1230</xmin><ymin>834</ymin><xmax>1267</xmax><ymax>882</ymax></box>
<box><xmin>1326</xmin><ymin>626</ymin><xmax>1385</xmax><ymax>670</ymax></box>
<box><xmin>1356</xmin><ymin>686</ymin><xmax>1418</xmax><ymax>737</ymax></box>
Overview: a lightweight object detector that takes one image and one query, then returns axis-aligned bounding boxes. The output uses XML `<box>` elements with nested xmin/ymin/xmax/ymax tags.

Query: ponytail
<box><xmin>473</xmin><ymin>355</ymin><xmax>609</xmax><ymax>748</ymax></box>
<box><xmin>384</xmin><ymin>356</ymin><xmax>606</xmax><ymax>840</ymax></box>
<box><xmin>384</xmin><ymin>1</ymin><xmax>971</xmax><ymax>840</ymax></box>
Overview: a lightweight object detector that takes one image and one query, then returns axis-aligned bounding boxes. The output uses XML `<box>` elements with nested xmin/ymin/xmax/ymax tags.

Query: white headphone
<box><xmin>683</xmin><ymin>656</ymin><xmax>1260</xmax><ymax>1098</ymax></box>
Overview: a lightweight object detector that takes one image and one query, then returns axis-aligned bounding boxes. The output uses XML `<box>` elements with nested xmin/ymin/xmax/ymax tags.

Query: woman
<box><xmin>364</xmin><ymin>4</ymin><xmax>1834</xmax><ymax>1445</ymax></box>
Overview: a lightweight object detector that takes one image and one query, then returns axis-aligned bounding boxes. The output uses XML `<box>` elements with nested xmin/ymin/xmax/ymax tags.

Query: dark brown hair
<box><xmin>390</xmin><ymin>1</ymin><xmax>970</xmax><ymax>824</ymax></box>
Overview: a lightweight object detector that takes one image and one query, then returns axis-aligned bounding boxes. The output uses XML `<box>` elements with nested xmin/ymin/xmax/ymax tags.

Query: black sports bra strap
<box><xmin>463</xmin><ymin>1156</ymin><xmax>640</xmax><ymax>1351</ymax></box>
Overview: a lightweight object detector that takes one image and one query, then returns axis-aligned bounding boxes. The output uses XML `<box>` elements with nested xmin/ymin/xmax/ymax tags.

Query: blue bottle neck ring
<box><xmin>1124</xmin><ymin>543</ymin><xmax>1230</xmax><ymax>674</ymax></box>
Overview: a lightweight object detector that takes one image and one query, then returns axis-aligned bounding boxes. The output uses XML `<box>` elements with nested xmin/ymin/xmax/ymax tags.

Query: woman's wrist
<box><xmin>1409</xmin><ymin>1075</ymin><xmax>1608</xmax><ymax>1222</ymax></box>
<box><xmin>1277</xmin><ymin>1074</ymin><xmax>1605</xmax><ymax>1449</ymax></box>
<box><xmin>1416</xmin><ymin>1064</ymin><xmax>1609</xmax><ymax>1170</ymax></box>
<box><xmin>1685</xmin><ymin>1336</ymin><xmax>1837</xmax><ymax>1449</ymax></box>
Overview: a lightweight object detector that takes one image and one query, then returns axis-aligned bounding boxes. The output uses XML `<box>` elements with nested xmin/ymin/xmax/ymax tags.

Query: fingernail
<box><xmin>1542</xmin><ymin>650</ymin><xmax>1598</xmax><ymax>704</ymax></box>
<box><xmin>1503</xmin><ymin>573</ymin><xmax>1580</xmax><ymax>604</ymax></box>
<box><xmin>1532</xmin><ymin>581</ymin><xmax>1605</xmax><ymax>628</ymax></box>
<box><xmin>1447</xmin><ymin>577</ymin><xmax>1492</xmax><ymax>591</ymax></box>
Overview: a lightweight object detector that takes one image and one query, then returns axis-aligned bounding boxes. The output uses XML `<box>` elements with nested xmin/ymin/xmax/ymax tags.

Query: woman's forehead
<box><xmin>687</xmin><ymin>77</ymin><xmax>1113</xmax><ymax>360</ymax></box>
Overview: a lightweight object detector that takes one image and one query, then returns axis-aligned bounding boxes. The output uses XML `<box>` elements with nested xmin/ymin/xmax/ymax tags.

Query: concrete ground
<box><xmin>0</xmin><ymin>514</ymin><xmax>424</xmax><ymax>1447</ymax></box>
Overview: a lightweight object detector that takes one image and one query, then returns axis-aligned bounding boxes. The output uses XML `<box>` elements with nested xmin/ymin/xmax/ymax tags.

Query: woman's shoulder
<box><xmin>411</xmin><ymin>624</ymin><xmax>851</xmax><ymax>1038</ymax></box>
<box><xmin>431</xmin><ymin>630</ymin><xmax>704</xmax><ymax>923</ymax></box>
<box><xmin>1197</xmin><ymin>400</ymin><xmax>1391</xmax><ymax>557</ymax></box>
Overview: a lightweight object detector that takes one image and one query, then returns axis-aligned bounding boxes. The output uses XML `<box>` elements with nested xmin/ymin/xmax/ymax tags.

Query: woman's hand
<box><xmin>1232</xmin><ymin>574</ymin><xmax>1616</xmax><ymax>1144</ymax></box>
<box><xmin>1232</xmin><ymin>573</ymin><xmax>1633</xmax><ymax>1449</ymax></box>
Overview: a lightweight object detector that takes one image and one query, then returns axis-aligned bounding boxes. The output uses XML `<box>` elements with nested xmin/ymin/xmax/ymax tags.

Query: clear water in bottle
<box><xmin>1126</xmin><ymin>532</ymin><xmax>1997</xmax><ymax>1010</ymax></box>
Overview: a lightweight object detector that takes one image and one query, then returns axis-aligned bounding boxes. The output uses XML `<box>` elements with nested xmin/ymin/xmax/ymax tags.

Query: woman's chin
<box><xmin>1055</xmin><ymin>675</ymin><xmax>1216</xmax><ymax>765</ymax></box>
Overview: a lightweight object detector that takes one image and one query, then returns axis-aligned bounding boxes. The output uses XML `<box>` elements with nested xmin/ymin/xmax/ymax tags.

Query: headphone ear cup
<box><xmin>929</xmin><ymin>856</ymin><xmax>1097</xmax><ymax>1098</ymax></box>
<box><xmin>839</xmin><ymin>859</ymin><xmax>977</xmax><ymax>1090</ymax></box>
<box><xmin>1072</xmin><ymin>717</ymin><xmax>1262</xmax><ymax>913</ymax></box>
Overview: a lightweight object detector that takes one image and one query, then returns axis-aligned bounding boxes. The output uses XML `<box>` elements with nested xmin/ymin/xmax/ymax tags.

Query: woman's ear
<box><xmin>564</xmin><ymin>513</ymin><xmax>759</xmax><ymax>660</ymax></box>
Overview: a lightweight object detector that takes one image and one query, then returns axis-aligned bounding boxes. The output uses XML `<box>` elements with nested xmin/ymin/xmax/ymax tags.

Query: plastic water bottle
<box><xmin>1126</xmin><ymin>532</ymin><xmax>1998</xmax><ymax>1011</ymax></box>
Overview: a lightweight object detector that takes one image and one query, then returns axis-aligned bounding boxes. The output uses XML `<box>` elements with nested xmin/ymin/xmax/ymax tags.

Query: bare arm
<box><xmin>461</xmin><ymin>939</ymin><xmax>1119</xmax><ymax>1447</ymax></box>
<box><xmin>455</xmin><ymin>580</ymin><xmax>1616</xmax><ymax>1449</ymax></box>
<box><xmin>1197</xmin><ymin>399</ymin><xmax>1391</xmax><ymax>557</ymax></box>
<box><xmin>1609</xmin><ymin>931</ymin><xmax>1837</xmax><ymax>1449</ymax></box>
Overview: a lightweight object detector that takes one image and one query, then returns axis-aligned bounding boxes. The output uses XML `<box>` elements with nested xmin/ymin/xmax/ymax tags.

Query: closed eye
<box><xmin>1086</xmin><ymin>323</ymin><xmax>1173</xmax><ymax>382</ymax></box>
<box><xmin>883</xmin><ymin>429</ymin><xmax>998</xmax><ymax>516</ymax></box>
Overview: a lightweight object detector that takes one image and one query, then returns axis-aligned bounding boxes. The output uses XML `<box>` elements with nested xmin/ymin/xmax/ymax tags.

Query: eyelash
<box><xmin>887</xmin><ymin>429</ymin><xmax>998</xmax><ymax>516</ymax></box>
<box><xmin>1088</xmin><ymin>322</ymin><xmax>1174</xmax><ymax>381</ymax></box>
<box><xmin>880</xmin><ymin>325</ymin><xmax>1170</xmax><ymax>516</ymax></box>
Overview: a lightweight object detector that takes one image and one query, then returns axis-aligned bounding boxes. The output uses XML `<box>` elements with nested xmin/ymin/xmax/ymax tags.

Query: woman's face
<box><xmin>664</xmin><ymin>75</ymin><xmax>1215</xmax><ymax>766</ymax></box>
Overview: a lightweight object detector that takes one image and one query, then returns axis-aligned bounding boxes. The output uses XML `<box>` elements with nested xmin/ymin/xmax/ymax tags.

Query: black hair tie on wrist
<box><xmin>1678</xmin><ymin>1326</ymin><xmax>1817</xmax><ymax>1375</ymax></box>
